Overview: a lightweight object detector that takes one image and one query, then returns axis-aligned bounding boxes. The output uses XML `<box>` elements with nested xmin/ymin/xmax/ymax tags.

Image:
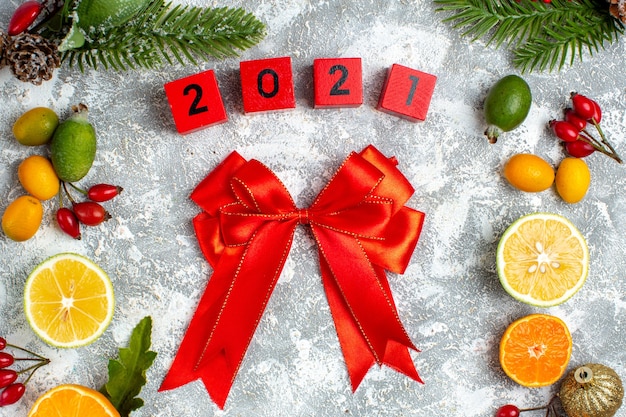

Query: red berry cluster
<box><xmin>549</xmin><ymin>93</ymin><xmax>622</xmax><ymax>164</ymax></box>
<box><xmin>56</xmin><ymin>183</ymin><xmax>123</xmax><ymax>239</ymax></box>
<box><xmin>0</xmin><ymin>337</ymin><xmax>49</xmax><ymax>407</ymax></box>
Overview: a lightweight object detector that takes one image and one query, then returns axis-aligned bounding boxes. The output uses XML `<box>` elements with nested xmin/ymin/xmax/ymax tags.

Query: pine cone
<box><xmin>610</xmin><ymin>0</ymin><xmax>626</xmax><ymax>23</ymax></box>
<box><xmin>6</xmin><ymin>33</ymin><xmax>61</xmax><ymax>85</ymax></box>
<box><xmin>0</xmin><ymin>31</ymin><xmax>9</xmax><ymax>69</ymax></box>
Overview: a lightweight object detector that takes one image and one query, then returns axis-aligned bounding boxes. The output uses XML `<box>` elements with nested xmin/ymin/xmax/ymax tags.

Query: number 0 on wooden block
<box><xmin>377</xmin><ymin>64</ymin><xmax>437</xmax><ymax>122</ymax></box>
<box><xmin>240</xmin><ymin>57</ymin><xmax>296</xmax><ymax>113</ymax></box>
<box><xmin>164</xmin><ymin>69</ymin><xmax>228</xmax><ymax>134</ymax></box>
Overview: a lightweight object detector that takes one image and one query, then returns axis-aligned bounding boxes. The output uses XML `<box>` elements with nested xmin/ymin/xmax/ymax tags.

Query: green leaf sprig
<box><xmin>434</xmin><ymin>0</ymin><xmax>624</xmax><ymax>72</ymax></box>
<box><xmin>100</xmin><ymin>316</ymin><xmax>157</xmax><ymax>417</ymax></box>
<box><xmin>53</xmin><ymin>0</ymin><xmax>266</xmax><ymax>71</ymax></box>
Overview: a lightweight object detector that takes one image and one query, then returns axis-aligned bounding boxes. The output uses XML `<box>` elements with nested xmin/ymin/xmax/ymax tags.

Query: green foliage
<box><xmin>100</xmin><ymin>316</ymin><xmax>157</xmax><ymax>417</ymax></box>
<box><xmin>62</xmin><ymin>0</ymin><xmax>266</xmax><ymax>71</ymax></box>
<box><xmin>434</xmin><ymin>0</ymin><xmax>624</xmax><ymax>72</ymax></box>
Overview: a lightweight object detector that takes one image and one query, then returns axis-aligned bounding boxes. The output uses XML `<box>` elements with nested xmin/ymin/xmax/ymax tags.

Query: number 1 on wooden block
<box><xmin>164</xmin><ymin>69</ymin><xmax>228</xmax><ymax>134</ymax></box>
<box><xmin>377</xmin><ymin>64</ymin><xmax>437</xmax><ymax>122</ymax></box>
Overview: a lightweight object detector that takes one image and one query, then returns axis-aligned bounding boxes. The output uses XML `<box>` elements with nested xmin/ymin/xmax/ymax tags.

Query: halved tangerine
<box><xmin>499</xmin><ymin>313</ymin><xmax>572</xmax><ymax>387</ymax></box>
<box><xmin>27</xmin><ymin>384</ymin><xmax>119</xmax><ymax>417</ymax></box>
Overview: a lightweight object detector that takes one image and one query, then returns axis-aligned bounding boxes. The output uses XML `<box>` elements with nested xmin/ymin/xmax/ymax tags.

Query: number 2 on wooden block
<box><xmin>314</xmin><ymin>58</ymin><xmax>363</xmax><ymax>108</ymax></box>
<box><xmin>240</xmin><ymin>57</ymin><xmax>296</xmax><ymax>113</ymax></box>
<box><xmin>329</xmin><ymin>65</ymin><xmax>350</xmax><ymax>96</ymax></box>
<box><xmin>184</xmin><ymin>84</ymin><xmax>209</xmax><ymax>115</ymax></box>
<box><xmin>377</xmin><ymin>64</ymin><xmax>437</xmax><ymax>122</ymax></box>
<box><xmin>164</xmin><ymin>69</ymin><xmax>228</xmax><ymax>134</ymax></box>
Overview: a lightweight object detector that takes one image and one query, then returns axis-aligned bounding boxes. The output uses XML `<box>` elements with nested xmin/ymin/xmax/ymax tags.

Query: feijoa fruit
<box><xmin>484</xmin><ymin>75</ymin><xmax>532</xmax><ymax>143</ymax></box>
<box><xmin>50</xmin><ymin>104</ymin><xmax>97</xmax><ymax>183</ymax></box>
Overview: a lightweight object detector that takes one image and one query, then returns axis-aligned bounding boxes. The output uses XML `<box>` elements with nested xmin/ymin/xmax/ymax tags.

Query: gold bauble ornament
<box><xmin>559</xmin><ymin>364</ymin><xmax>624</xmax><ymax>417</ymax></box>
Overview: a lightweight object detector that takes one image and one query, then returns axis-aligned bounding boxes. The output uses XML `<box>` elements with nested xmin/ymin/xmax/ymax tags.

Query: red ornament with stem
<box><xmin>7</xmin><ymin>1</ymin><xmax>43</xmax><ymax>36</ymax></box>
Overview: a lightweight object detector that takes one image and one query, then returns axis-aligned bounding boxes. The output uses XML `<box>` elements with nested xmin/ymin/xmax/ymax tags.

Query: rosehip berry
<box><xmin>7</xmin><ymin>1</ymin><xmax>42</xmax><ymax>36</ymax></box>
<box><xmin>590</xmin><ymin>99</ymin><xmax>602</xmax><ymax>123</ymax></box>
<box><xmin>565</xmin><ymin>140</ymin><xmax>596</xmax><ymax>158</ymax></box>
<box><xmin>0</xmin><ymin>370</ymin><xmax>18</xmax><ymax>389</ymax></box>
<box><xmin>56</xmin><ymin>208</ymin><xmax>81</xmax><ymax>239</ymax></box>
<box><xmin>571</xmin><ymin>93</ymin><xmax>596</xmax><ymax>120</ymax></box>
<box><xmin>0</xmin><ymin>383</ymin><xmax>26</xmax><ymax>406</ymax></box>
<box><xmin>564</xmin><ymin>109</ymin><xmax>587</xmax><ymax>131</ymax></box>
<box><xmin>550</xmin><ymin>120</ymin><xmax>579</xmax><ymax>142</ymax></box>
<box><xmin>0</xmin><ymin>338</ymin><xmax>5</xmax><ymax>350</ymax></box>
<box><xmin>0</xmin><ymin>353</ymin><xmax>14</xmax><ymax>369</ymax></box>
<box><xmin>87</xmin><ymin>184</ymin><xmax>123</xmax><ymax>202</ymax></box>
<box><xmin>495</xmin><ymin>404</ymin><xmax>520</xmax><ymax>417</ymax></box>
<box><xmin>72</xmin><ymin>202</ymin><xmax>111</xmax><ymax>226</ymax></box>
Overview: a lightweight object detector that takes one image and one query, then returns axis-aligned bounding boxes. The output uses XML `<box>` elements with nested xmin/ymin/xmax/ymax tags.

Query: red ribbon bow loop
<box><xmin>159</xmin><ymin>145</ymin><xmax>425</xmax><ymax>409</ymax></box>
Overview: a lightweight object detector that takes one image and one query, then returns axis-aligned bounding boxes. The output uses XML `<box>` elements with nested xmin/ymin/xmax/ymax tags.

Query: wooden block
<box><xmin>377</xmin><ymin>64</ymin><xmax>437</xmax><ymax>122</ymax></box>
<box><xmin>240</xmin><ymin>57</ymin><xmax>296</xmax><ymax>113</ymax></box>
<box><xmin>313</xmin><ymin>58</ymin><xmax>363</xmax><ymax>108</ymax></box>
<box><xmin>164</xmin><ymin>69</ymin><xmax>228</xmax><ymax>134</ymax></box>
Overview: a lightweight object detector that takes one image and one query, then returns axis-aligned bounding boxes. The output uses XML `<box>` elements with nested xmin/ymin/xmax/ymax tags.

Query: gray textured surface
<box><xmin>1</xmin><ymin>1</ymin><xmax>625</xmax><ymax>416</ymax></box>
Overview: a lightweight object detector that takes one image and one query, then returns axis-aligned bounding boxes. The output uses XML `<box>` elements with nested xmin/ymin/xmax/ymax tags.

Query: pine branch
<box><xmin>513</xmin><ymin>7</ymin><xmax>623</xmax><ymax>72</ymax></box>
<box><xmin>434</xmin><ymin>0</ymin><xmax>624</xmax><ymax>72</ymax></box>
<box><xmin>62</xmin><ymin>0</ymin><xmax>266</xmax><ymax>71</ymax></box>
<box><xmin>435</xmin><ymin>0</ymin><xmax>558</xmax><ymax>47</ymax></box>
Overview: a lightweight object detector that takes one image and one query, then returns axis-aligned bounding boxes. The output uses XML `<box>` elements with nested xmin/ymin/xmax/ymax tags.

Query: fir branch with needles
<box><xmin>61</xmin><ymin>0</ymin><xmax>266</xmax><ymax>72</ymax></box>
<box><xmin>434</xmin><ymin>0</ymin><xmax>624</xmax><ymax>72</ymax></box>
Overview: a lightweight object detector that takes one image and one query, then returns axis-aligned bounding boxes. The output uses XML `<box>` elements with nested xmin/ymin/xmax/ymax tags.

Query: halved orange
<box><xmin>496</xmin><ymin>212</ymin><xmax>589</xmax><ymax>307</ymax></box>
<box><xmin>499</xmin><ymin>313</ymin><xmax>572</xmax><ymax>387</ymax></box>
<box><xmin>27</xmin><ymin>384</ymin><xmax>120</xmax><ymax>417</ymax></box>
<box><xmin>24</xmin><ymin>253</ymin><xmax>115</xmax><ymax>348</ymax></box>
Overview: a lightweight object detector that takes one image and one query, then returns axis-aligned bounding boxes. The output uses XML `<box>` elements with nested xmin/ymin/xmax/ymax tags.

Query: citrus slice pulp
<box><xmin>496</xmin><ymin>212</ymin><xmax>589</xmax><ymax>307</ymax></box>
<box><xmin>27</xmin><ymin>384</ymin><xmax>120</xmax><ymax>417</ymax></box>
<box><xmin>24</xmin><ymin>253</ymin><xmax>115</xmax><ymax>348</ymax></box>
<box><xmin>499</xmin><ymin>313</ymin><xmax>572</xmax><ymax>387</ymax></box>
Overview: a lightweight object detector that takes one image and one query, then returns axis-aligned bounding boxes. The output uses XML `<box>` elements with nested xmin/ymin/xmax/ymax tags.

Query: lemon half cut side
<box><xmin>496</xmin><ymin>213</ymin><xmax>589</xmax><ymax>307</ymax></box>
<box><xmin>24</xmin><ymin>253</ymin><xmax>115</xmax><ymax>348</ymax></box>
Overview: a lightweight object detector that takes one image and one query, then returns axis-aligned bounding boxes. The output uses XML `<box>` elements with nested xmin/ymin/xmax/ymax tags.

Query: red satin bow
<box><xmin>159</xmin><ymin>145</ymin><xmax>425</xmax><ymax>408</ymax></box>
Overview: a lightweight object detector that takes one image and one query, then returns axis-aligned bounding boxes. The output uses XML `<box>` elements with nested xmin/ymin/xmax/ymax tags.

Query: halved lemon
<box><xmin>24</xmin><ymin>253</ymin><xmax>115</xmax><ymax>348</ymax></box>
<box><xmin>28</xmin><ymin>384</ymin><xmax>120</xmax><ymax>417</ymax></box>
<box><xmin>496</xmin><ymin>212</ymin><xmax>589</xmax><ymax>307</ymax></box>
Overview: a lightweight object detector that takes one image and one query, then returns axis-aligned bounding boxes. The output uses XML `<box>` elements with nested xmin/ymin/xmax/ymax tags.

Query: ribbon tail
<box><xmin>159</xmin><ymin>246</ymin><xmax>247</xmax><ymax>408</ymax></box>
<box><xmin>320</xmin><ymin>255</ymin><xmax>422</xmax><ymax>390</ymax></box>
<box><xmin>383</xmin><ymin>340</ymin><xmax>423</xmax><ymax>384</ymax></box>
<box><xmin>320</xmin><ymin>258</ymin><xmax>375</xmax><ymax>390</ymax></box>
<box><xmin>160</xmin><ymin>221</ymin><xmax>297</xmax><ymax>409</ymax></box>
<box><xmin>373</xmin><ymin>262</ymin><xmax>423</xmax><ymax>383</ymax></box>
<box><xmin>315</xmin><ymin>225</ymin><xmax>421</xmax><ymax>390</ymax></box>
